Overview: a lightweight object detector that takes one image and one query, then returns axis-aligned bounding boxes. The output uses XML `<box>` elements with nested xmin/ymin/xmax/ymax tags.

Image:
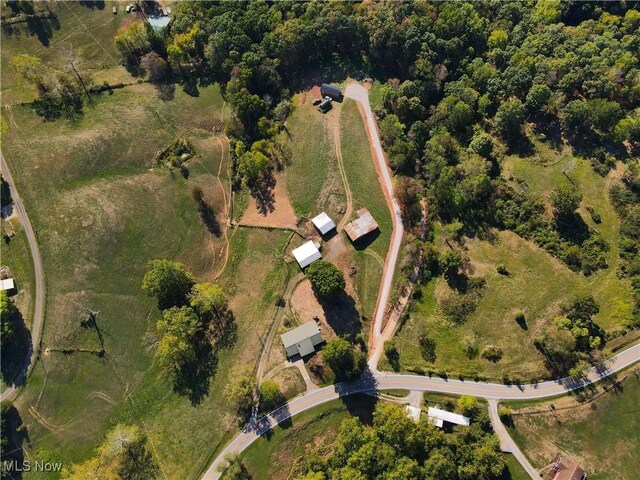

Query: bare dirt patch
<box><xmin>290</xmin><ymin>280</ymin><xmax>335</xmax><ymax>339</ymax></box>
<box><xmin>301</xmin><ymin>85</ymin><xmax>322</xmax><ymax>106</ymax></box>
<box><xmin>239</xmin><ymin>173</ymin><xmax>297</xmax><ymax>229</ymax></box>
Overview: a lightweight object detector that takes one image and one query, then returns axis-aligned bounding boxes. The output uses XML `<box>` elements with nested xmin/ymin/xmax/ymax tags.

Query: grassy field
<box><xmin>0</xmin><ymin>6</ymin><xmax>294</xmax><ymax>478</ymax></box>
<box><xmin>283</xmin><ymin>93</ymin><xmax>345</xmax><ymax>219</ymax></box>
<box><xmin>340</xmin><ymin>99</ymin><xmax>392</xmax><ymax>319</ymax></box>
<box><xmin>505</xmin><ymin>372</ymin><xmax>640</xmax><ymax>479</ymax></box>
<box><xmin>386</xmin><ymin>140</ymin><xmax>634</xmax><ymax>380</ymax></box>
<box><xmin>1</xmin><ymin>0</ymin><xmax>132</xmax><ymax>105</ymax></box>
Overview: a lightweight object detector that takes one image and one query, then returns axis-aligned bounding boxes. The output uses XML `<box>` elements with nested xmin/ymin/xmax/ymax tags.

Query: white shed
<box><xmin>427</xmin><ymin>407</ymin><xmax>470</xmax><ymax>428</ymax></box>
<box><xmin>405</xmin><ymin>405</ymin><xmax>421</xmax><ymax>423</ymax></box>
<box><xmin>281</xmin><ymin>321</ymin><xmax>324</xmax><ymax>358</ymax></box>
<box><xmin>292</xmin><ymin>241</ymin><xmax>321</xmax><ymax>269</ymax></box>
<box><xmin>311</xmin><ymin>212</ymin><xmax>336</xmax><ymax>235</ymax></box>
<box><xmin>0</xmin><ymin>278</ymin><xmax>15</xmax><ymax>291</ymax></box>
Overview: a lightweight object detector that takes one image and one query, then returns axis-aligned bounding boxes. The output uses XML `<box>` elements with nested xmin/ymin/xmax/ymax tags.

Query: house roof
<box><xmin>427</xmin><ymin>407</ymin><xmax>470</xmax><ymax>426</ymax></box>
<box><xmin>0</xmin><ymin>278</ymin><xmax>15</xmax><ymax>291</ymax></box>
<box><xmin>311</xmin><ymin>212</ymin><xmax>336</xmax><ymax>235</ymax></box>
<box><xmin>281</xmin><ymin>321</ymin><xmax>322</xmax><ymax>349</ymax></box>
<box><xmin>552</xmin><ymin>457</ymin><xmax>587</xmax><ymax>480</ymax></box>
<box><xmin>344</xmin><ymin>208</ymin><xmax>379</xmax><ymax>241</ymax></box>
<box><xmin>292</xmin><ymin>241</ymin><xmax>322</xmax><ymax>268</ymax></box>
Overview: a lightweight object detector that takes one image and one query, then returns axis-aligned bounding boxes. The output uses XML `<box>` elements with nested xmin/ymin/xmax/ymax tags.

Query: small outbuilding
<box><xmin>0</xmin><ymin>278</ymin><xmax>15</xmax><ymax>292</ymax></box>
<box><xmin>292</xmin><ymin>241</ymin><xmax>322</xmax><ymax>269</ymax></box>
<box><xmin>321</xmin><ymin>83</ymin><xmax>343</xmax><ymax>101</ymax></box>
<box><xmin>147</xmin><ymin>15</ymin><xmax>171</xmax><ymax>33</ymax></box>
<box><xmin>427</xmin><ymin>407</ymin><xmax>470</xmax><ymax>428</ymax></box>
<box><xmin>405</xmin><ymin>405</ymin><xmax>421</xmax><ymax>423</ymax></box>
<box><xmin>318</xmin><ymin>96</ymin><xmax>332</xmax><ymax>112</ymax></box>
<box><xmin>344</xmin><ymin>208</ymin><xmax>379</xmax><ymax>242</ymax></box>
<box><xmin>281</xmin><ymin>321</ymin><xmax>324</xmax><ymax>358</ymax></box>
<box><xmin>311</xmin><ymin>212</ymin><xmax>336</xmax><ymax>236</ymax></box>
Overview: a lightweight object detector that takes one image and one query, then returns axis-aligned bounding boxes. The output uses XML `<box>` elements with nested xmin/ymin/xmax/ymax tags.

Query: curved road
<box><xmin>203</xmin><ymin>83</ymin><xmax>640</xmax><ymax>479</ymax></box>
<box><xmin>343</xmin><ymin>84</ymin><xmax>404</xmax><ymax>369</ymax></box>
<box><xmin>204</xmin><ymin>343</ymin><xmax>639</xmax><ymax>479</ymax></box>
<box><xmin>1</xmin><ymin>151</ymin><xmax>46</xmax><ymax>402</ymax></box>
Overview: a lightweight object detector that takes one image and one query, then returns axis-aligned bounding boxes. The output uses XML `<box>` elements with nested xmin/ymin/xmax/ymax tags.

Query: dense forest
<box><xmin>296</xmin><ymin>402</ymin><xmax>503</xmax><ymax>480</ymax></box>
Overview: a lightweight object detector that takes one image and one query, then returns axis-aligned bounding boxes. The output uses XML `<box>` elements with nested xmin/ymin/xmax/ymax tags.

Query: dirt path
<box><xmin>1</xmin><ymin>151</ymin><xmax>46</xmax><ymax>402</ymax></box>
<box><xmin>238</xmin><ymin>173</ymin><xmax>298</xmax><ymax>229</ymax></box>
<box><xmin>343</xmin><ymin>84</ymin><xmax>405</xmax><ymax>372</ymax></box>
<box><xmin>256</xmin><ymin>272</ymin><xmax>305</xmax><ymax>382</ymax></box>
<box><xmin>213</xmin><ymin>134</ymin><xmax>232</xmax><ymax>281</ymax></box>
<box><xmin>326</xmin><ymin>106</ymin><xmax>353</xmax><ymax>231</ymax></box>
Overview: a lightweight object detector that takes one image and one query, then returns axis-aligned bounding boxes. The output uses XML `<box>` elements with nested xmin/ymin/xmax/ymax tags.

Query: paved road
<box><xmin>1</xmin><ymin>151</ymin><xmax>46</xmax><ymax>402</ymax></box>
<box><xmin>488</xmin><ymin>400</ymin><xmax>542</xmax><ymax>480</ymax></box>
<box><xmin>203</xmin><ymin>343</ymin><xmax>639</xmax><ymax>479</ymax></box>
<box><xmin>344</xmin><ymin>84</ymin><xmax>404</xmax><ymax>370</ymax></box>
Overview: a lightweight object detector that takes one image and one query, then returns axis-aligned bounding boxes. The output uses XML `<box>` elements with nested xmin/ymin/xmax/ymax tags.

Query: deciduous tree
<box><xmin>306</xmin><ymin>261</ymin><xmax>345</xmax><ymax>299</ymax></box>
<box><xmin>142</xmin><ymin>259</ymin><xmax>195</xmax><ymax>309</ymax></box>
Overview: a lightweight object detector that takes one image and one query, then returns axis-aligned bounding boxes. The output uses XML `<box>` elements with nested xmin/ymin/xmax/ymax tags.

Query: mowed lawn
<box><xmin>505</xmin><ymin>372</ymin><xmax>640</xmax><ymax>479</ymax></box>
<box><xmin>283</xmin><ymin>94</ymin><xmax>345</xmax><ymax>219</ymax></box>
<box><xmin>2</xmin><ymin>19</ymin><xmax>289</xmax><ymax>476</ymax></box>
<box><xmin>387</xmin><ymin>143</ymin><xmax>634</xmax><ymax>380</ymax></box>
<box><xmin>340</xmin><ymin>99</ymin><xmax>391</xmax><ymax>318</ymax></box>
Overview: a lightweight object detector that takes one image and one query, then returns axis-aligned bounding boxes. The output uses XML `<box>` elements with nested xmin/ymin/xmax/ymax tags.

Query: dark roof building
<box><xmin>344</xmin><ymin>208</ymin><xmax>379</xmax><ymax>242</ymax></box>
<box><xmin>321</xmin><ymin>83</ymin><xmax>342</xmax><ymax>100</ymax></box>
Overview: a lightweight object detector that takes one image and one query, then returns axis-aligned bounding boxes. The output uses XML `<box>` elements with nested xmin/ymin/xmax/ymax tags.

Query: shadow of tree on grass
<box><xmin>1</xmin><ymin>309</ymin><xmax>31</xmax><ymax>388</ymax></box>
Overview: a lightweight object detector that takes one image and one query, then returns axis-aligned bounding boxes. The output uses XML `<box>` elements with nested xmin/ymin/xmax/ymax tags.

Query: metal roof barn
<box><xmin>0</xmin><ymin>278</ymin><xmax>15</xmax><ymax>291</ymax></box>
<box><xmin>344</xmin><ymin>208</ymin><xmax>379</xmax><ymax>241</ymax></box>
<box><xmin>320</xmin><ymin>83</ymin><xmax>342</xmax><ymax>100</ymax></box>
<box><xmin>427</xmin><ymin>407</ymin><xmax>470</xmax><ymax>428</ymax></box>
<box><xmin>281</xmin><ymin>321</ymin><xmax>324</xmax><ymax>358</ymax></box>
<box><xmin>311</xmin><ymin>212</ymin><xmax>336</xmax><ymax>235</ymax></box>
<box><xmin>292</xmin><ymin>241</ymin><xmax>322</xmax><ymax>269</ymax></box>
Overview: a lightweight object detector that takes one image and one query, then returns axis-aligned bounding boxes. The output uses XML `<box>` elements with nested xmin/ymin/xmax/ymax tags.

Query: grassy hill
<box><xmin>384</xmin><ymin>139</ymin><xmax>636</xmax><ymax>381</ymax></box>
<box><xmin>0</xmin><ymin>6</ymin><xmax>294</xmax><ymax>478</ymax></box>
<box><xmin>505</xmin><ymin>371</ymin><xmax>640</xmax><ymax>479</ymax></box>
